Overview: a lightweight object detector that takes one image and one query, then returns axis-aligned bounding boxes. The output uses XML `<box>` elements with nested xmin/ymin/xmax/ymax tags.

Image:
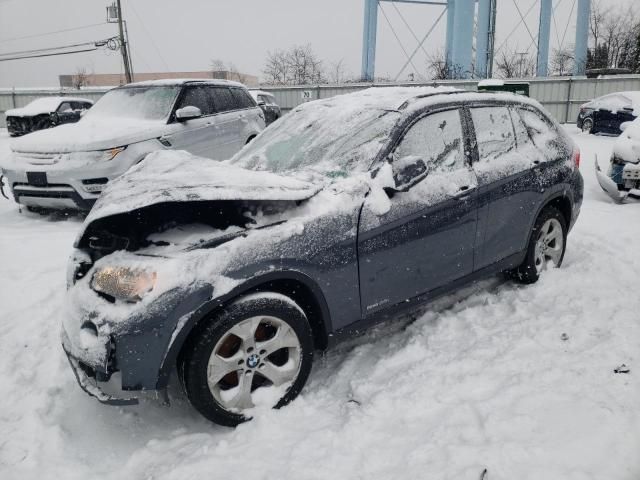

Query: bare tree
<box><xmin>210</xmin><ymin>58</ymin><xmax>226</xmax><ymax>73</ymax></box>
<box><xmin>263</xmin><ymin>49</ymin><xmax>290</xmax><ymax>85</ymax></box>
<box><xmin>210</xmin><ymin>59</ymin><xmax>251</xmax><ymax>84</ymax></box>
<box><xmin>287</xmin><ymin>44</ymin><xmax>324</xmax><ymax>85</ymax></box>
<box><xmin>72</xmin><ymin>66</ymin><xmax>90</xmax><ymax>89</ymax></box>
<box><xmin>328</xmin><ymin>58</ymin><xmax>347</xmax><ymax>84</ymax></box>
<box><xmin>550</xmin><ymin>47</ymin><xmax>575</xmax><ymax>76</ymax></box>
<box><xmin>495</xmin><ymin>50</ymin><xmax>535</xmax><ymax>78</ymax></box>
<box><xmin>426</xmin><ymin>49</ymin><xmax>466</xmax><ymax>80</ymax></box>
<box><xmin>262</xmin><ymin>44</ymin><xmax>325</xmax><ymax>85</ymax></box>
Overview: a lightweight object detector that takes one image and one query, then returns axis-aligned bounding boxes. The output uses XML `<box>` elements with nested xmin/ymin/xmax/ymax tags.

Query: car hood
<box><xmin>84</xmin><ymin>150</ymin><xmax>322</xmax><ymax>224</ymax></box>
<box><xmin>9</xmin><ymin>116</ymin><xmax>169</xmax><ymax>153</ymax></box>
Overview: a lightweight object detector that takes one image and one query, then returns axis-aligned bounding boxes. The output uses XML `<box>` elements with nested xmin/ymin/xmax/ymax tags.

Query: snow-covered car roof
<box><xmin>123</xmin><ymin>78</ymin><xmax>246</xmax><ymax>88</ymax></box>
<box><xmin>5</xmin><ymin>96</ymin><xmax>93</xmax><ymax>117</ymax></box>
<box><xmin>587</xmin><ymin>91</ymin><xmax>640</xmax><ymax>115</ymax></box>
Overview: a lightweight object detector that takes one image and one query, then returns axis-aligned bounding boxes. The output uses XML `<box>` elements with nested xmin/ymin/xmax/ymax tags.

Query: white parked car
<box><xmin>595</xmin><ymin>117</ymin><xmax>640</xmax><ymax>202</ymax></box>
<box><xmin>0</xmin><ymin>79</ymin><xmax>265</xmax><ymax>211</ymax></box>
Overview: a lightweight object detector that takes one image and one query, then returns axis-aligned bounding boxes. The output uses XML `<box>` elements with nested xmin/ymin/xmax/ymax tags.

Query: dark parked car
<box><xmin>576</xmin><ymin>91</ymin><xmax>639</xmax><ymax>135</ymax></box>
<box><xmin>62</xmin><ymin>88</ymin><xmax>583</xmax><ymax>426</ymax></box>
<box><xmin>249</xmin><ymin>90</ymin><xmax>281</xmax><ymax>125</ymax></box>
<box><xmin>5</xmin><ymin>96</ymin><xmax>93</xmax><ymax>136</ymax></box>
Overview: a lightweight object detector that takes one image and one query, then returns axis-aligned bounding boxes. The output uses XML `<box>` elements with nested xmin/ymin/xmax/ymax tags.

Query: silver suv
<box><xmin>0</xmin><ymin>79</ymin><xmax>265</xmax><ymax>211</ymax></box>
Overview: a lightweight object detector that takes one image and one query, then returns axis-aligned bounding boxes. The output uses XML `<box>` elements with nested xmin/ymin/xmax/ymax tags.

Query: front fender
<box><xmin>155</xmin><ymin>269</ymin><xmax>332</xmax><ymax>390</ymax></box>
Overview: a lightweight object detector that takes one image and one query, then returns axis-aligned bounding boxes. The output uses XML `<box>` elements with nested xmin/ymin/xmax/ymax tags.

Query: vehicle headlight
<box><xmin>99</xmin><ymin>146</ymin><xmax>126</xmax><ymax>161</ymax></box>
<box><xmin>91</xmin><ymin>266</ymin><xmax>157</xmax><ymax>302</ymax></box>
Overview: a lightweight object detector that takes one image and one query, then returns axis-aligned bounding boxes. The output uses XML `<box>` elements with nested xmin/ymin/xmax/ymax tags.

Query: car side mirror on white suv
<box><xmin>176</xmin><ymin>106</ymin><xmax>202</xmax><ymax>122</ymax></box>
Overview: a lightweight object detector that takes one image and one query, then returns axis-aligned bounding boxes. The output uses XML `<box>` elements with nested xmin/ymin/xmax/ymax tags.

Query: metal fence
<box><xmin>1</xmin><ymin>75</ymin><xmax>639</xmax><ymax>128</ymax></box>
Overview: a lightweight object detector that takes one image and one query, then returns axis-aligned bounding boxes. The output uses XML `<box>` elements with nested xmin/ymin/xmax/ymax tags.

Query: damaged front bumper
<box><xmin>595</xmin><ymin>159</ymin><xmax>640</xmax><ymax>203</ymax></box>
<box><xmin>62</xmin><ymin>266</ymin><xmax>214</xmax><ymax>407</ymax></box>
<box><xmin>62</xmin><ymin>335</ymin><xmax>139</xmax><ymax>406</ymax></box>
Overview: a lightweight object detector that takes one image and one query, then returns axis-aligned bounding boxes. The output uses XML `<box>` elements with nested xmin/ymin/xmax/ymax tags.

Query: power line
<box><xmin>0</xmin><ymin>40</ymin><xmax>110</xmax><ymax>58</ymax></box>
<box><xmin>128</xmin><ymin>0</ymin><xmax>170</xmax><ymax>71</ymax></box>
<box><xmin>0</xmin><ymin>48</ymin><xmax>98</xmax><ymax>62</ymax></box>
<box><xmin>0</xmin><ymin>23</ymin><xmax>108</xmax><ymax>44</ymax></box>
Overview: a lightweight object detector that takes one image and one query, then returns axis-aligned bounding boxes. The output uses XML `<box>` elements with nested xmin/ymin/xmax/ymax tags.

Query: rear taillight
<box><xmin>573</xmin><ymin>148</ymin><xmax>581</xmax><ymax>168</ymax></box>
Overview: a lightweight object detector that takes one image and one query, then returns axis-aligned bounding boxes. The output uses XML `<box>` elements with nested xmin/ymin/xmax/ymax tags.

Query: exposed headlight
<box><xmin>98</xmin><ymin>147</ymin><xmax>126</xmax><ymax>162</ymax></box>
<box><xmin>91</xmin><ymin>266</ymin><xmax>157</xmax><ymax>302</ymax></box>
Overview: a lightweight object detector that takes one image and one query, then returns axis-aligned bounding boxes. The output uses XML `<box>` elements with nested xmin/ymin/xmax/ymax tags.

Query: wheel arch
<box><xmin>523</xmin><ymin>189</ymin><xmax>573</xmax><ymax>252</ymax></box>
<box><xmin>156</xmin><ymin>270</ymin><xmax>332</xmax><ymax>389</ymax></box>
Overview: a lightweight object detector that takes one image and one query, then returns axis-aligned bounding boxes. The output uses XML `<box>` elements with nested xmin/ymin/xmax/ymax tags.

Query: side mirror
<box><xmin>176</xmin><ymin>106</ymin><xmax>202</xmax><ymax>122</ymax></box>
<box><xmin>257</xmin><ymin>100</ymin><xmax>266</xmax><ymax>106</ymax></box>
<box><xmin>392</xmin><ymin>156</ymin><xmax>428</xmax><ymax>192</ymax></box>
<box><xmin>620</xmin><ymin>121</ymin><xmax>631</xmax><ymax>132</ymax></box>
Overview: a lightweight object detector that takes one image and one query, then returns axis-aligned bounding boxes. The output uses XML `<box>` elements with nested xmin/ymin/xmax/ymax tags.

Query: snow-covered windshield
<box><xmin>230</xmin><ymin>99</ymin><xmax>400</xmax><ymax>177</ymax></box>
<box><xmin>84</xmin><ymin>86</ymin><xmax>179</xmax><ymax>121</ymax></box>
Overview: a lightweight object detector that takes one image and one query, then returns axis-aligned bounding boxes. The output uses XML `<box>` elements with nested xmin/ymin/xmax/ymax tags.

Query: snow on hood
<box><xmin>612</xmin><ymin>117</ymin><xmax>640</xmax><ymax>163</ymax></box>
<box><xmin>5</xmin><ymin>96</ymin><xmax>91</xmax><ymax>118</ymax></box>
<box><xmin>9</xmin><ymin>116</ymin><xmax>166</xmax><ymax>153</ymax></box>
<box><xmin>85</xmin><ymin>150</ymin><xmax>321</xmax><ymax>223</ymax></box>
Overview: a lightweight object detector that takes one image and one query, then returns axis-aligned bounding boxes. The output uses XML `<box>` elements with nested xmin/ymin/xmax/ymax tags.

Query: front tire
<box><xmin>179</xmin><ymin>293</ymin><xmax>314</xmax><ymax>426</ymax></box>
<box><xmin>581</xmin><ymin>118</ymin><xmax>594</xmax><ymax>134</ymax></box>
<box><xmin>509</xmin><ymin>206</ymin><xmax>567</xmax><ymax>284</ymax></box>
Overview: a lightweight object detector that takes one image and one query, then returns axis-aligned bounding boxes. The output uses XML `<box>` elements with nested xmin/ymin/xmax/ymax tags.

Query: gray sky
<box><xmin>0</xmin><ymin>0</ymin><xmax>636</xmax><ymax>88</ymax></box>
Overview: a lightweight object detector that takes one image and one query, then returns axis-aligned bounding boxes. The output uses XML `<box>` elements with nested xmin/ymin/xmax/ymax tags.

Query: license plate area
<box><xmin>26</xmin><ymin>171</ymin><xmax>47</xmax><ymax>187</ymax></box>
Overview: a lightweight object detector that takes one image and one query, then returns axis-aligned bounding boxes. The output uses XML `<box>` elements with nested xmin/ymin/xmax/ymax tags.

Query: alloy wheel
<box><xmin>533</xmin><ymin>218</ymin><xmax>564</xmax><ymax>274</ymax></box>
<box><xmin>206</xmin><ymin>315</ymin><xmax>302</xmax><ymax>412</ymax></box>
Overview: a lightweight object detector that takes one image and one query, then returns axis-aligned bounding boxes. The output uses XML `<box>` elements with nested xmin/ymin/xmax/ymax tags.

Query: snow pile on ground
<box><xmin>0</xmin><ymin>127</ymin><xmax>639</xmax><ymax>479</ymax></box>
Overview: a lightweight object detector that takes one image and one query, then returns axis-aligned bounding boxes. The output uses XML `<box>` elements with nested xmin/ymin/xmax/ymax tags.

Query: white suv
<box><xmin>0</xmin><ymin>79</ymin><xmax>265</xmax><ymax>211</ymax></box>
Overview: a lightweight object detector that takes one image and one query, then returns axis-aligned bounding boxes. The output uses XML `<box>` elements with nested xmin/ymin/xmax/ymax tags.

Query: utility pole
<box><xmin>115</xmin><ymin>0</ymin><xmax>133</xmax><ymax>83</ymax></box>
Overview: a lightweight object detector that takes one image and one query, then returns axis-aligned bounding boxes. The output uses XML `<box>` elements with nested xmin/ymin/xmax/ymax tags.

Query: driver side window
<box><xmin>393</xmin><ymin>109</ymin><xmax>465</xmax><ymax>184</ymax></box>
<box><xmin>177</xmin><ymin>86</ymin><xmax>215</xmax><ymax>116</ymax></box>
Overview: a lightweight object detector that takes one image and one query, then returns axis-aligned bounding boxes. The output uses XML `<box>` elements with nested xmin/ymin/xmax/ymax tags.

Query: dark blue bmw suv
<box><xmin>63</xmin><ymin>87</ymin><xmax>583</xmax><ymax>426</ymax></box>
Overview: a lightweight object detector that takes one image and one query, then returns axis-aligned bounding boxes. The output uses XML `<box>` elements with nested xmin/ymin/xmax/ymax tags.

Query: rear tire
<box><xmin>509</xmin><ymin>206</ymin><xmax>567</xmax><ymax>284</ymax></box>
<box><xmin>179</xmin><ymin>293</ymin><xmax>314</xmax><ymax>427</ymax></box>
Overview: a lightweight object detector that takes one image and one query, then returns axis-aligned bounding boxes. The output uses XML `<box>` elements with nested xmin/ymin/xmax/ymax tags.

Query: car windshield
<box><xmin>230</xmin><ymin>101</ymin><xmax>400</xmax><ymax>177</ymax></box>
<box><xmin>84</xmin><ymin>86</ymin><xmax>179</xmax><ymax>121</ymax></box>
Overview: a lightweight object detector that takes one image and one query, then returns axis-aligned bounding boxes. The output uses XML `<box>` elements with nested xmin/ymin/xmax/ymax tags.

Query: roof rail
<box><xmin>398</xmin><ymin>89</ymin><xmax>468</xmax><ymax>109</ymax></box>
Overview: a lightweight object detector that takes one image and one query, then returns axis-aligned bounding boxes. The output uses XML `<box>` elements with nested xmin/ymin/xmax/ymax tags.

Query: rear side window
<box><xmin>516</xmin><ymin>108</ymin><xmax>556</xmax><ymax>149</ymax></box>
<box><xmin>212</xmin><ymin>87</ymin><xmax>237</xmax><ymax>113</ymax></box>
<box><xmin>470</xmin><ymin>106</ymin><xmax>516</xmax><ymax>161</ymax></box>
<box><xmin>394</xmin><ymin>109</ymin><xmax>465</xmax><ymax>174</ymax></box>
<box><xmin>516</xmin><ymin>107</ymin><xmax>566</xmax><ymax>159</ymax></box>
<box><xmin>177</xmin><ymin>86</ymin><xmax>215</xmax><ymax>115</ymax></box>
<box><xmin>57</xmin><ymin>102</ymin><xmax>73</xmax><ymax>113</ymax></box>
<box><xmin>230</xmin><ymin>88</ymin><xmax>255</xmax><ymax>109</ymax></box>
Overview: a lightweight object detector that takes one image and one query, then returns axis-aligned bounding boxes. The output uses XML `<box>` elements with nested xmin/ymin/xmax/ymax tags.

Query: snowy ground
<box><xmin>0</xmin><ymin>127</ymin><xmax>639</xmax><ymax>480</ymax></box>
